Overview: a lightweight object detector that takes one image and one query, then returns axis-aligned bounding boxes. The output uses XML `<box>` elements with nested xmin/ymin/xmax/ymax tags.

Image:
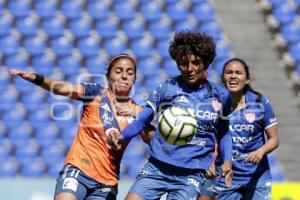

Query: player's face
<box><xmin>222</xmin><ymin>61</ymin><xmax>249</xmax><ymax>93</ymax></box>
<box><xmin>108</xmin><ymin>58</ymin><xmax>136</xmax><ymax>97</ymax></box>
<box><xmin>177</xmin><ymin>54</ymin><xmax>206</xmax><ymax>87</ymax></box>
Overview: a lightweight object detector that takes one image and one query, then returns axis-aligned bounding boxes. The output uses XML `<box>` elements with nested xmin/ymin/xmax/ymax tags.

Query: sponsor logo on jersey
<box><xmin>62</xmin><ymin>177</ymin><xmax>78</xmax><ymax>192</ymax></box>
<box><xmin>101</xmin><ymin>103</ymin><xmax>112</xmax><ymax>112</ymax></box>
<box><xmin>212</xmin><ymin>99</ymin><xmax>221</xmax><ymax>112</ymax></box>
<box><xmin>245</xmin><ymin>112</ymin><xmax>256</xmax><ymax>123</ymax></box>
<box><xmin>232</xmin><ymin>136</ymin><xmax>253</xmax><ymax>144</ymax></box>
<box><xmin>187</xmin><ymin>139</ymin><xmax>206</xmax><ymax>147</ymax></box>
<box><xmin>230</xmin><ymin>124</ymin><xmax>254</xmax><ymax>133</ymax></box>
<box><xmin>102</xmin><ymin>112</ymin><xmax>113</xmax><ymax>125</ymax></box>
<box><xmin>187</xmin><ymin>108</ymin><xmax>218</xmax><ymax>121</ymax></box>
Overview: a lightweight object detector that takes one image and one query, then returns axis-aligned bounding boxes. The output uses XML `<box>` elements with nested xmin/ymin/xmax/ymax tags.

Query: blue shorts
<box><xmin>54</xmin><ymin>164</ymin><xmax>118</xmax><ymax>200</ymax></box>
<box><xmin>214</xmin><ymin>176</ymin><xmax>272</xmax><ymax>200</ymax></box>
<box><xmin>129</xmin><ymin>157</ymin><xmax>204</xmax><ymax>200</ymax></box>
<box><xmin>200</xmin><ymin>178</ymin><xmax>215</xmax><ymax>197</ymax></box>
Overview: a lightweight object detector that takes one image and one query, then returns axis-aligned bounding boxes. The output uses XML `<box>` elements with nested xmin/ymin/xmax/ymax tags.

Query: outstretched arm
<box><xmin>9</xmin><ymin>69</ymin><xmax>84</xmax><ymax>100</ymax></box>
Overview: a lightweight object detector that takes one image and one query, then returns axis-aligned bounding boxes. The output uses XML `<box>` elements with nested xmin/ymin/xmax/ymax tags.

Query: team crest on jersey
<box><xmin>177</xmin><ymin>95</ymin><xmax>189</xmax><ymax>103</ymax></box>
<box><xmin>211</xmin><ymin>99</ymin><xmax>221</xmax><ymax>112</ymax></box>
<box><xmin>245</xmin><ymin>112</ymin><xmax>256</xmax><ymax>123</ymax></box>
<box><xmin>101</xmin><ymin>103</ymin><xmax>112</xmax><ymax>112</ymax></box>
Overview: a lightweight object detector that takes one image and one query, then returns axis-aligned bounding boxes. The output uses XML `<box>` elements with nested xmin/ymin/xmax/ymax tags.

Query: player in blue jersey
<box><xmin>213</xmin><ymin>58</ymin><xmax>279</xmax><ymax>200</ymax></box>
<box><xmin>108</xmin><ymin>31</ymin><xmax>233</xmax><ymax>200</ymax></box>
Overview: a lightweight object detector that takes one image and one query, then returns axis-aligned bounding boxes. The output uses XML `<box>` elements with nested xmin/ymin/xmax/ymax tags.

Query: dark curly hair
<box><xmin>169</xmin><ymin>31</ymin><xmax>216</xmax><ymax>69</ymax></box>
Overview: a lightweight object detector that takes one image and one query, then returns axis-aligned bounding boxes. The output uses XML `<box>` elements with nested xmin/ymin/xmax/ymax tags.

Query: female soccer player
<box><xmin>110</xmin><ymin>31</ymin><xmax>233</xmax><ymax>200</ymax></box>
<box><xmin>9</xmin><ymin>54</ymin><xmax>152</xmax><ymax>200</ymax></box>
<box><xmin>214</xmin><ymin>58</ymin><xmax>279</xmax><ymax>199</ymax></box>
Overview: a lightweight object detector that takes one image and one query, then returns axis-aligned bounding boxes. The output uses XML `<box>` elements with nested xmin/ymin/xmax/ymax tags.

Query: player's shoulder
<box><xmin>208</xmin><ymin>80</ymin><xmax>230</xmax><ymax>100</ymax></box>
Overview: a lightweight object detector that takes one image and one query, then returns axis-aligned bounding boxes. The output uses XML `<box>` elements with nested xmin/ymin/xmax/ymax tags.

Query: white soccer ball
<box><xmin>158</xmin><ymin>106</ymin><xmax>197</xmax><ymax>145</ymax></box>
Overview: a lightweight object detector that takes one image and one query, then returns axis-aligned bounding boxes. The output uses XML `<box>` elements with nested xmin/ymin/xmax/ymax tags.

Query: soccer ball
<box><xmin>158</xmin><ymin>106</ymin><xmax>197</xmax><ymax>145</ymax></box>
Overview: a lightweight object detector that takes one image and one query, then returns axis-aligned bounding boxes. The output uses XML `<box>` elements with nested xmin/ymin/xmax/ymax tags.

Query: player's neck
<box><xmin>231</xmin><ymin>92</ymin><xmax>245</xmax><ymax>111</ymax></box>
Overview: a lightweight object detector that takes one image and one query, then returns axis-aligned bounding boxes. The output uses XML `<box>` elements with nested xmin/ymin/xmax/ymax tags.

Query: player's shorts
<box><xmin>214</xmin><ymin>176</ymin><xmax>272</xmax><ymax>200</ymax></box>
<box><xmin>129</xmin><ymin>157</ymin><xmax>205</xmax><ymax>200</ymax></box>
<box><xmin>54</xmin><ymin>164</ymin><xmax>117</xmax><ymax>200</ymax></box>
<box><xmin>200</xmin><ymin>178</ymin><xmax>215</xmax><ymax>197</ymax></box>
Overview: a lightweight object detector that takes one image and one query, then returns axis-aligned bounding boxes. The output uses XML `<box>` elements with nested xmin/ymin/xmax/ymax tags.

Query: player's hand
<box><xmin>245</xmin><ymin>148</ymin><xmax>265</xmax><ymax>164</ymax></box>
<box><xmin>106</xmin><ymin>128</ymin><xmax>123</xmax><ymax>150</ymax></box>
<box><xmin>9</xmin><ymin>69</ymin><xmax>36</xmax><ymax>81</ymax></box>
<box><xmin>205</xmin><ymin>162</ymin><xmax>216</xmax><ymax>179</ymax></box>
<box><xmin>221</xmin><ymin>161</ymin><xmax>233</xmax><ymax>187</ymax></box>
<box><xmin>115</xmin><ymin>103</ymin><xmax>136</xmax><ymax>117</ymax></box>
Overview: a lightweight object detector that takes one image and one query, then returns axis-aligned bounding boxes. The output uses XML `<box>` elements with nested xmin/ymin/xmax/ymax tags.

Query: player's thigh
<box><xmin>54</xmin><ymin>192</ymin><xmax>78</xmax><ymax>200</ymax></box>
<box><xmin>85</xmin><ymin>188</ymin><xmax>117</xmax><ymax>200</ymax></box>
<box><xmin>166</xmin><ymin>181</ymin><xmax>199</xmax><ymax>200</ymax></box>
<box><xmin>125</xmin><ymin>192</ymin><xmax>144</xmax><ymax>200</ymax></box>
<box><xmin>245</xmin><ymin>180</ymin><xmax>271</xmax><ymax>200</ymax></box>
<box><xmin>214</xmin><ymin>182</ymin><xmax>242</xmax><ymax>200</ymax></box>
<box><xmin>200</xmin><ymin>178</ymin><xmax>215</xmax><ymax>199</ymax></box>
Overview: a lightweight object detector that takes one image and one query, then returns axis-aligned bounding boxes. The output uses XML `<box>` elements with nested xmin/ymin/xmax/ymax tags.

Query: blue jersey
<box><xmin>147</xmin><ymin>76</ymin><xmax>231</xmax><ymax>170</ymax></box>
<box><xmin>217</xmin><ymin>91</ymin><xmax>277</xmax><ymax>184</ymax></box>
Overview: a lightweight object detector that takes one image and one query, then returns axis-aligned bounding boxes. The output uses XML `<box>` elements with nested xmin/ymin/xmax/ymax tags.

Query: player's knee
<box><xmin>54</xmin><ymin>192</ymin><xmax>77</xmax><ymax>200</ymax></box>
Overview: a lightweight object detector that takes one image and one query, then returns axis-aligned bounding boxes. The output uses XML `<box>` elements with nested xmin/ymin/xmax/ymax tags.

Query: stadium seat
<box><xmin>175</xmin><ymin>19</ymin><xmax>198</xmax><ymax>32</ymax></box>
<box><xmin>69</xmin><ymin>18</ymin><xmax>92</xmax><ymax>39</ymax></box>
<box><xmin>149</xmin><ymin>20</ymin><xmax>171</xmax><ymax>40</ymax></box>
<box><xmin>14</xmin><ymin>141</ymin><xmax>39</xmax><ymax>164</ymax></box>
<box><xmin>122</xmin><ymin>19</ymin><xmax>145</xmax><ymax>40</ymax></box>
<box><xmin>86</xmin><ymin>56</ymin><xmax>107</xmax><ymax>74</ymax></box>
<box><xmin>2</xmin><ymin>107</ymin><xmax>25</xmax><ymax>128</ymax></box>
<box><xmin>272</xmin><ymin>3</ymin><xmax>296</xmax><ymax>25</ymax></box>
<box><xmin>47</xmin><ymin>160</ymin><xmax>64</xmax><ymax>177</ymax></box>
<box><xmin>60</xmin><ymin>1</ymin><xmax>83</xmax><ymax>20</ymax></box>
<box><xmin>87</xmin><ymin>1</ymin><xmax>110</xmax><ymax>21</ymax></box>
<box><xmin>58</xmin><ymin>55</ymin><xmax>81</xmax><ymax>76</ymax></box>
<box><xmin>21</xmin><ymin>90</ymin><xmax>46</xmax><ymax>111</ymax></box>
<box><xmin>113</xmin><ymin>2</ymin><xmax>136</xmax><ymax>21</ymax></box>
<box><xmin>35</xmin><ymin>123</ymin><xmax>60</xmax><ymax>147</ymax></box>
<box><xmin>193</xmin><ymin>2</ymin><xmax>216</xmax><ymax>22</ymax></box>
<box><xmin>21</xmin><ymin>159</ymin><xmax>46</xmax><ymax>177</ymax></box>
<box><xmin>0</xmin><ymin>36</ymin><xmax>20</xmax><ymax>56</ymax></box>
<box><xmin>8</xmin><ymin>1</ymin><xmax>30</xmax><ymax>18</ymax></box>
<box><xmin>215</xmin><ymin>40</ymin><xmax>232</xmax><ymax>60</ymax></box>
<box><xmin>34</xmin><ymin>0</ymin><xmax>57</xmax><ymax>19</ymax></box>
<box><xmin>0</xmin><ymin>89</ymin><xmax>18</xmax><ymax>111</ymax></box>
<box><xmin>0</xmin><ymin>159</ymin><xmax>19</xmax><ymax>177</ymax></box>
<box><xmin>162</xmin><ymin>59</ymin><xmax>180</xmax><ymax>77</ymax></box>
<box><xmin>13</xmin><ymin>75</ymin><xmax>35</xmax><ymax>93</ymax></box>
<box><xmin>140</xmin><ymin>2</ymin><xmax>162</xmax><ymax>22</ymax></box>
<box><xmin>61</xmin><ymin>126</ymin><xmax>77</xmax><ymax>148</ymax></box>
<box><xmin>42</xmin><ymin>17</ymin><xmax>65</xmax><ymax>38</ymax></box>
<box><xmin>51</xmin><ymin>36</ymin><xmax>73</xmax><ymax>57</ymax></box>
<box><xmin>0</xmin><ymin>16</ymin><xmax>12</xmax><ymax>37</ymax></box>
<box><xmin>8</xmin><ymin>122</ymin><xmax>32</xmax><ymax>142</ymax></box>
<box><xmin>77</xmin><ymin>37</ymin><xmax>100</xmax><ymax>57</ymax></box>
<box><xmin>95</xmin><ymin>19</ymin><xmax>118</xmax><ymax>39</ymax></box>
<box><xmin>156</xmin><ymin>38</ymin><xmax>171</xmax><ymax>59</ymax></box>
<box><xmin>280</xmin><ymin>21</ymin><xmax>300</xmax><ymax>44</ymax></box>
<box><xmin>41</xmin><ymin>142</ymin><xmax>65</xmax><ymax>165</ymax></box>
<box><xmin>103</xmin><ymin>38</ymin><xmax>126</xmax><ymax>56</ymax></box>
<box><xmin>0</xmin><ymin>142</ymin><xmax>11</xmax><ymax>162</ymax></box>
<box><xmin>32</xmin><ymin>55</ymin><xmax>55</xmax><ymax>76</ymax></box>
<box><xmin>16</xmin><ymin>17</ymin><xmax>38</xmax><ymax>38</ymax></box>
<box><xmin>131</xmin><ymin>38</ymin><xmax>154</xmax><ymax>59</ymax></box>
<box><xmin>166</xmin><ymin>2</ymin><xmax>189</xmax><ymax>22</ymax></box>
<box><xmin>4</xmin><ymin>53</ymin><xmax>28</xmax><ymax>70</ymax></box>
<box><xmin>200</xmin><ymin>21</ymin><xmax>223</xmax><ymax>41</ymax></box>
<box><xmin>24</xmin><ymin>36</ymin><xmax>46</xmax><ymax>57</ymax></box>
<box><xmin>288</xmin><ymin>42</ymin><xmax>300</xmax><ymax>62</ymax></box>
<box><xmin>28</xmin><ymin>108</ymin><xmax>51</xmax><ymax>129</ymax></box>
<box><xmin>138</xmin><ymin>58</ymin><xmax>160</xmax><ymax>78</ymax></box>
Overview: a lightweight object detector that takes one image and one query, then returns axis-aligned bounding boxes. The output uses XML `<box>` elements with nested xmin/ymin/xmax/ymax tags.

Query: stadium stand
<box><xmin>0</xmin><ymin>0</ymin><xmax>286</xmax><ymax>183</ymax></box>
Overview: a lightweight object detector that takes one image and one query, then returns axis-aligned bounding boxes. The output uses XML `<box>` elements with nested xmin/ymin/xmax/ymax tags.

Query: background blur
<box><xmin>0</xmin><ymin>0</ymin><xmax>300</xmax><ymax>199</ymax></box>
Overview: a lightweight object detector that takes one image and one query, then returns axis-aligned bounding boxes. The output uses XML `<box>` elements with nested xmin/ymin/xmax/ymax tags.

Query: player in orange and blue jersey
<box><xmin>9</xmin><ymin>54</ymin><xmax>153</xmax><ymax>200</ymax></box>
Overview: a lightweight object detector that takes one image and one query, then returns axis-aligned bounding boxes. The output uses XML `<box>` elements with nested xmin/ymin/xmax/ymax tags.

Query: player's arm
<box><xmin>9</xmin><ymin>69</ymin><xmax>84</xmax><ymax>100</ymax></box>
<box><xmin>140</xmin><ymin>124</ymin><xmax>155</xmax><ymax>144</ymax></box>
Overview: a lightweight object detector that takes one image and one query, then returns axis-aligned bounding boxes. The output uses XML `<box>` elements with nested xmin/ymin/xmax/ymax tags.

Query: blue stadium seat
<box><xmin>42</xmin><ymin>17</ymin><xmax>65</xmax><ymax>38</ymax></box>
<box><xmin>28</xmin><ymin>108</ymin><xmax>51</xmax><ymax>129</ymax></box>
<box><xmin>267</xmin><ymin>0</ymin><xmax>288</xmax><ymax>8</ymax></box>
<box><xmin>2</xmin><ymin>108</ymin><xmax>25</xmax><ymax>128</ymax></box>
<box><xmin>24</xmin><ymin>36</ymin><xmax>46</xmax><ymax>57</ymax></box>
<box><xmin>175</xmin><ymin>19</ymin><xmax>198</xmax><ymax>32</ymax></box>
<box><xmin>86</xmin><ymin>56</ymin><xmax>107</xmax><ymax>74</ymax></box>
<box><xmin>280</xmin><ymin>21</ymin><xmax>300</xmax><ymax>44</ymax></box>
<box><xmin>149</xmin><ymin>20</ymin><xmax>171</xmax><ymax>40</ymax></box>
<box><xmin>35</xmin><ymin>123</ymin><xmax>60</xmax><ymax>147</ymax></box>
<box><xmin>288</xmin><ymin>42</ymin><xmax>300</xmax><ymax>62</ymax></box>
<box><xmin>0</xmin><ymin>89</ymin><xmax>18</xmax><ymax>111</ymax></box>
<box><xmin>114</xmin><ymin>2</ymin><xmax>136</xmax><ymax>21</ymax></box>
<box><xmin>58</xmin><ymin>55</ymin><xmax>81</xmax><ymax>76</ymax></box>
<box><xmin>273</xmin><ymin>3</ymin><xmax>296</xmax><ymax>25</ymax></box>
<box><xmin>21</xmin><ymin>159</ymin><xmax>46</xmax><ymax>177</ymax></box>
<box><xmin>131</xmin><ymin>39</ymin><xmax>154</xmax><ymax>59</ymax></box>
<box><xmin>8</xmin><ymin>1</ymin><xmax>30</xmax><ymax>18</ymax></box>
<box><xmin>166</xmin><ymin>2</ymin><xmax>189</xmax><ymax>22</ymax></box>
<box><xmin>138</xmin><ymin>58</ymin><xmax>160</xmax><ymax>78</ymax></box>
<box><xmin>15</xmin><ymin>141</ymin><xmax>39</xmax><ymax>164</ymax></box>
<box><xmin>215</xmin><ymin>40</ymin><xmax>232</xmax><ymax>60</ymax></box>
<box><xmin>70</xmin><ymin>18</ymin><xmax>92</xmax><ymax>38</ymax></box>
<box><xmin>77</xmin><ymin>37</ymin><xmax>100</xmax><ymax>57</ymax></box>
<box><xmin>8</xmin><ymin>122</ymin><xmax>32</xmax><ymax>142</ymax></box>
<box><xmin>212</xmin><ymin>58</ymin><xmax>228</xmax><ymax>76</ymax></box>
<box><xmin>60</xmin><ymin>1</ymin><xmax>82</xmax><ymax>20</ymax></box>
<box><xmin>144</xmin><ymin>76</ymin><xmax>164</xmax><ymax>92</ymax></box>
<box><xmin>34</xmin><ymin>0</ymin><xmax>57</xmax><ymax>19</ymax></box>
<box><xmin>103</xmin><ymin>38</ymin><xmax>126</xmax><ymax>56</ymax></box>
<box><xmin>0</xmin><ymin>143</ymin><xmax>11</xmax><ymax>162</ymax></box>
<box><xmin>16</xmin><ymin>17</ymin><xmax>38</xmax><ymax>38</ymax></box>
<box><xmin>140</xmin><ymin>2</ymin><xmax>162</xmax><ymax>22</ymax></box>
<box><xmin>41</xmin><ymin>143</ymin><xmax>65</xmax><ymax>165</ymax></box>
<box><xmin>0</xmin><ymin>36</ymin><xmax>20</xmax><ymax>56</ymax></box>
<box><xmin>13</xmin><ymin>75</ymin><xmax>35</xmax><ymax>93</ymax></box>
<box><xmin>87</xmin><ymin>1</ymin><xmax>110</xmax><ymax>21</ymax></box>
<box><xmin>0</xmin><ymin>159</ymin><xmax>18</xmax><ymax>177</ymax></box>
<box><xmin>193</xmin><ymin>2</ymin><xmax>216</xmax><ymax>22</ymax></box>
<box><xmin>32</xmin><ymin>55</ymin><xmax>55</xmax><ymax>76</ymax></box>
<box><xmin>156</xmin><ymin>38</ymin><xmax>171</xmax><ymax>59</ymax></box>
<box><xmin>162</xmin><ymin>59</ymin><xmax>180</xmax><ymax>77</ymax></box>
<box><xmin>4</xmin><ymin>53</ymin><xmax>28</xmax><ymax>70</ymax></box>
<box><xmin>200</xmin><ymin>21</ymin><xmax>223</xmax><ymax>41</ymax></box>
<box><xmin>0</xmin><ymin>16</ymin><xmax>12</xmax><ymax>37</ymax></box>
<box><xmin>61</xmin><ymin>126</ymin><xmax>77</xmax><ymax>148</ymax></box>
<box><xmin>122</xmin><ymin>19</ymin><xmax>145</xmax><ymax>40</ymax></box>
<box><xmin>21</xmin><ymin>90</ymin><xmax>46</xmax><ymax>111</ymax></box>
<box><xmin>47</xmin><ymin>160</ymin><xmax>64</xmax><ymax>177</ymax></box>
<box><xmin>51</xmin><ymin>37</ymin><xmax>73</xmax><ymax>57</ymax></box>
<box><xmin>95</xmin><ymin>19</ymin><xmax>118</xmax><ymax>39</ymax></box>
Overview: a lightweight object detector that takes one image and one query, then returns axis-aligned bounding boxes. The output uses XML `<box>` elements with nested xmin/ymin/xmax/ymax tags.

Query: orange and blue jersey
<box><xmin>64</xmin><ymin>82</ymin><xmax>143</xmax><ymax>186</ymax></box>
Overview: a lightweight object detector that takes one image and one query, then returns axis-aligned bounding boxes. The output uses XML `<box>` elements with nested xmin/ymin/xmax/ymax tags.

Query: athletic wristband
<box><xmin>30</xmin><ymin>73</ymin><xmax>44</xmax><ymax>85</ymax></box>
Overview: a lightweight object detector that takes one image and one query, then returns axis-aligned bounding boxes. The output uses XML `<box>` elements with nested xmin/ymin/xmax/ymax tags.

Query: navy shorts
<box><xmin>54</xmin><ymin>164</ymin><xmax>117</xmax><ymax>200</ymax></box>
<box><xmin>129</xmin><ymin>157</ymin><xmax>204</xmax><ymax>200</ymax></box>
